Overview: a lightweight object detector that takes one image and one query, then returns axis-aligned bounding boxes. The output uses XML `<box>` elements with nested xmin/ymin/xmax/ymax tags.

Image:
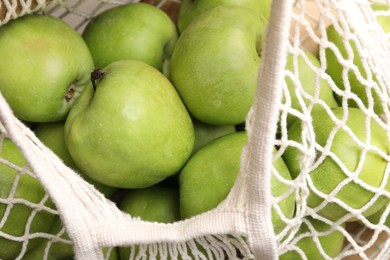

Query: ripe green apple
<box><xmin>179</xmin><ymin>132</ymin><xmax>247</xmax><ymax>219</ymax></box>
<box><xmin>372</xmin><ymin>3</ymin><xmax>390</xmax><ymax>33</ymax></box>
<box><xmin>34</xmin><ymin>121</ymin><xmax>118</xmax><ymax>198</ymax></box>
<box><xmin>0</xmin><ymin>14</ymin><xmax>94</xmax><ymax>123</ymax></box>
<box><xmin>170</xmin><ymin>5</ymin><xmax>266</xmax><ymax>125</ymax></box>
<box><xmin>0</xmin><ymin>138</ymin><xmax>55</xmax><ymax>259</ymax></box>
<box><xmin>284</xmin><ymin>51</ymin><xmax>338</xmax><ymax>127</ymax></box>
<box><xmin>161</xmin><ymin>118</ymin><xmax>236</xmax><ymax>187</ymax></box>
<box><xmin>82</xmin><ymin>3</ymin><xmax>178</xmax><ymax>73</ymax></box>
<box><xmin>192</xmin><ymin>117</ymin><xmax>236</xmax><ymax>155</ymax></box>
<box><xmin>282</xmin><ymin>106</ymin><xmax>390</xmax><ymax>221</ymax></box>
<box><xmin>177</xmin><ymin>0</ymin><xmax>271</xmax><ymax>34</ymax></box>
<box><xmin>280</xmin><ymin>217</ymin><xmax>345</xmax><ymax>259</ymax></box>
<box><xmin>119</xmin><ymin>185</ymin><xmax>180</xmax><ymax>223</ymax></box>
<box><xmin>65</xmin><ymin>60</ymin><xmax>194</xmax><ymax>189</ymax></box>
<box><xmin>179</xmin><ymin>132</ymin><xmax>295</xmax><ymax>235</ymax></box>
<box><xmin>325</xmin><ymin>7</ymin><xmax>390</xmax><ymax>115</ymax></box>
<box><xmin>366</xmin><ymin>202</ymin><xmax>390</xmax><ymax>227</ymax></box>
<box><xmin>118</xmin><ymin>185</ymin><xmax>180</xmax><ymax>259</ymax></box>
<box><xmin>272</xmin><ymin>149</ymin><xmax>296</xmax><ymax>235</ymax></box>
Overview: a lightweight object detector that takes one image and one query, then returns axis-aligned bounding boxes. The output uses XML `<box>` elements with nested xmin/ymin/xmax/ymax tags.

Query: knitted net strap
<box><xmin>0</xmin><ymin>0</ymin><xmax>53</xmax><ymax>25</ymax></box>
<box><xmin>244</xmin><ymin>0</ymin><xmax>293</xmax><ymax>257</ymax></box>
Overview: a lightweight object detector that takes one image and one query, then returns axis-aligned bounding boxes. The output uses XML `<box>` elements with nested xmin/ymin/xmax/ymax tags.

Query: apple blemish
<box><xmin>65</xmin><ymin>86</ymin><xmax>76</xmax><ymax>102</ymax></box>
<box><xmin>91</xmin><ymin>68</ymin><xmax>107</xmax><ymax>91</ymax></box>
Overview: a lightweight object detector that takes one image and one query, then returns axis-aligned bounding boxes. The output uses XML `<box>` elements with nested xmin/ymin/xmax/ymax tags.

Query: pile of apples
<box><xmin>0</xmin><ymin>0</ymin><xmax>389</xmax><ymax>259</ymax></box>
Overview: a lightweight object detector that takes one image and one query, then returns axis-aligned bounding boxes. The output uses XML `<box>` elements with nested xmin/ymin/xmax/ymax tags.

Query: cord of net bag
<box><xmin>0</xmin><ymin>0</ymin><xmax>53</xmax><ymax>25</ymax></box>
<box><xmin>0</xmin><ymin>0</ymin><xmax>293</xmax><ymax>259</ymax></box>
<box><xmin>1</xmin><ymin>0</ymin><xmax>390</xmax><ymax>259</ymax></box>
<box><xmin>276</xmin><ymin>0</ymin><xmax>390</xmax><ymax>259</ymax></box>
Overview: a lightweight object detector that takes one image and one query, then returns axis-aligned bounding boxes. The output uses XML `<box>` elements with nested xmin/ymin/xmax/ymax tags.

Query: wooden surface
<box><xmin>343</xmin><ymin>222</ymin><xmax>389</xmax><ymax>259</ymax></box>
<box><xmin>141</xmin><ymin>0</ymin><xmax>180</xmax><ymax>22</ymax></box>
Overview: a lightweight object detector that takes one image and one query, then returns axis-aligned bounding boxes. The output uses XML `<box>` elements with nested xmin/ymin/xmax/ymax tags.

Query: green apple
<box><xmin>325</xmin><ymin>6</ymin><xmax>390</xmax><ymax>115</ymax></box>
<box><xmin>170</xmin><ymin>5</ymin><xmax>266</xmax><ymax>125</ymax></box>
<box><xmin>284</xmin><ymin>51</ymin><xmax>338</xmax><ymax>128</ymax></box>
<box><xmin>0</xmin><ymin>14</ymin><xmax>94</xmax><ymax>123</ymax></box>
<box><xmin>34</xmin><ymin>121</ymin><xmax>118</xmax><ymax>198</ymax></box>
<box><xmin>179</xmin><ymin>132</ymin><xmax>247</xmax><ymax>219</ymax></box>
<box><xmin>0</xmin><ymin>138</ymin><xmax>55</xmax><ymax>259</ymax></box>
<box><xmin>282</xmin><ymin>106</ymin><xmax>390</xmax><ymax>221</ymax></box>
<box><xmin>118</xmin><ymin>185</ymin><xmax>180</xmax><ymax>259</ymax></box>
<box><xmin>366</xmin><ymin>203</ymin><xmax>390</xmax><ymax>227</ymax></box>
<box><xmin>177</xmin><ymin>0</ymin><xmax>271</xmax><ymax>34</ymax></box>
<box><xmin>280</xmin><ymin>217</ymin><xmax>345</xmax><ymax>259</ymax></box>
<box><xmin>162</xmin><ymin>118</ymin><xmax>236</xmax><ymax>187</ymax></box>
<box><xmin>119</xmin><ymin>185</ymin><xmax>180</xmax><ymax>223</ymax></box>
<box><xmin>179</xmin><ymin>132</ymin><xmax>295</xmax><ymax>235</ymax></box>
<box><xmin>272</xmin><ymin>149</ymin><xmax>296</xmax><ymax>235</ymax></box>
<box><xmin>103</xmin><ymin>247</ymin><xmax>119</xmax><ymax>260</ymax></box>
<box><xmin>65</xmin><ymin>60</ymin><xmax>194</xmax><ymax>189</ymax></box>
<box><xmin>82</xmin><ymin>3</ymin><xmax>178</xmax><ymax>73</ymax></box>
<box><xmin>372</xmin><ymin>3</ymin><xmax>390</xmax><ymax>34</ymax></box>
<box><xmin>192</xmin><ymin>117</ymin><xmax>236</xmax><ymax>155</ymax></box>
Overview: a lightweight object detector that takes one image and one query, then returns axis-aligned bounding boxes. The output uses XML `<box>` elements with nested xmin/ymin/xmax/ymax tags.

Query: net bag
<box><xmin>0</xmin><ymin>0</ymin><xmax>389</xmax><ymax>259</ymax></box>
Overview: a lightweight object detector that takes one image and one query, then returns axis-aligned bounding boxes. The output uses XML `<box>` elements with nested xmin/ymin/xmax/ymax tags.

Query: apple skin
<box><xmin>118</xmin><ymin>185</ymin><xmax>180</xmax><ymax>259</ymax></box>
<box><xmin>34</xmin><ymin>121</ymin><xmax>118</xmax><ymax>198</ymax></box>
<box><xmin>179</xmin><ymin>131</ymin><xmax>295</xmax><ymax>235</ymax></box>
<box><xmin>177</xmin><ymin>0</ymin><xmax>271</xmax><ymax>34</ymax></box>
<box><xmin>0</xmin><ymin>14</ymin><xmax>94</xmax><ymax>123</ymax></box>
<box><xmin>191</xmin><ymin>117</ymin><xmax>236</xmax><ymax>155</ymax></box>
<box><xmin>280</xmin><ymin>217</ymin><xmax>345</xmax><ymax>259</ymax></box>
<box><xmin>179</xmin><ymin>132</ymin><xmax>248</xmax><ymax>219</ymax></box>
<box><xmin>0</xmin><ymin>139</ymin><xmax>55</xmax><ymax>260</ymax></box>
<box><xmin>284</xmin><ymin>51</ymin><xmax>338</xmax><ymax>128</ymax></box>
<box><xmin>82</xmin><ymin>3</ymin><xmax>178</xmax><ymax>72</ymax></box>
<box><xmin>282</xmin><ymin>107</ymin><xmax>390</xmax><ymax>221</ymax></box>
<box><xmin>272</xmin><ymin>149</ymin><xmax>296</xmax><ymax>235</ymax></box>
<box><xmin>170</xmin><ymin>5</ymin><xmax>266</xmax><ymax>125</ymax></box>
<box><xmin>64</xmin><ymin>60</ymin><xmax>194</xmax><ymax>189</ymax></box>
<box><xmin>119</xmin><ymin>185</ymin><xmax>180</xmax><ymax>224</ymax></box>
<box><xmin>162</xmin><ymin>117</ymin><xmax>237</xmax><ymax>188</ymax></box>
<box><xmin>372</xmin><ymin>3</ymin><xmax>390</xmax><ymax>34</ymax></box>
<box><xmin>367</xmin><ymin>203</ymin><xmax>390</xmax><ymax>227</ymax></box>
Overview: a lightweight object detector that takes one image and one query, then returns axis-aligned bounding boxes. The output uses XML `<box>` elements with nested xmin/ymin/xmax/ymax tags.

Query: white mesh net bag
<box><xmin>0</xmin><ymin>0</ymin><xmax>389</xmax><ymax>259</ymax></box>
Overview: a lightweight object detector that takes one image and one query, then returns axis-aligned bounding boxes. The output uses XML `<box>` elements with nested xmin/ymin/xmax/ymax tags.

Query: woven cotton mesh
<box><xmin>0</xmin><ymin>0</ymin><xmax>53</xmax><ymax>25</ymax></box>
<box><xmin>0</xmin><ymin>0</ymin><xmax>389</xmax><ymax>259</ymax></box>
<box><xmin>276</xmin><ymin>0</ymin><xmax>390</xmax><ymax>259</ymax></box>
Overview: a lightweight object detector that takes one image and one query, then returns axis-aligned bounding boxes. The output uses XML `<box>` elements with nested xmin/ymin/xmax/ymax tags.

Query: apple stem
<box><xmin>91</xmin><ymin>68</ymin><xmax>106</xmax><ymax>92</ymax></box>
